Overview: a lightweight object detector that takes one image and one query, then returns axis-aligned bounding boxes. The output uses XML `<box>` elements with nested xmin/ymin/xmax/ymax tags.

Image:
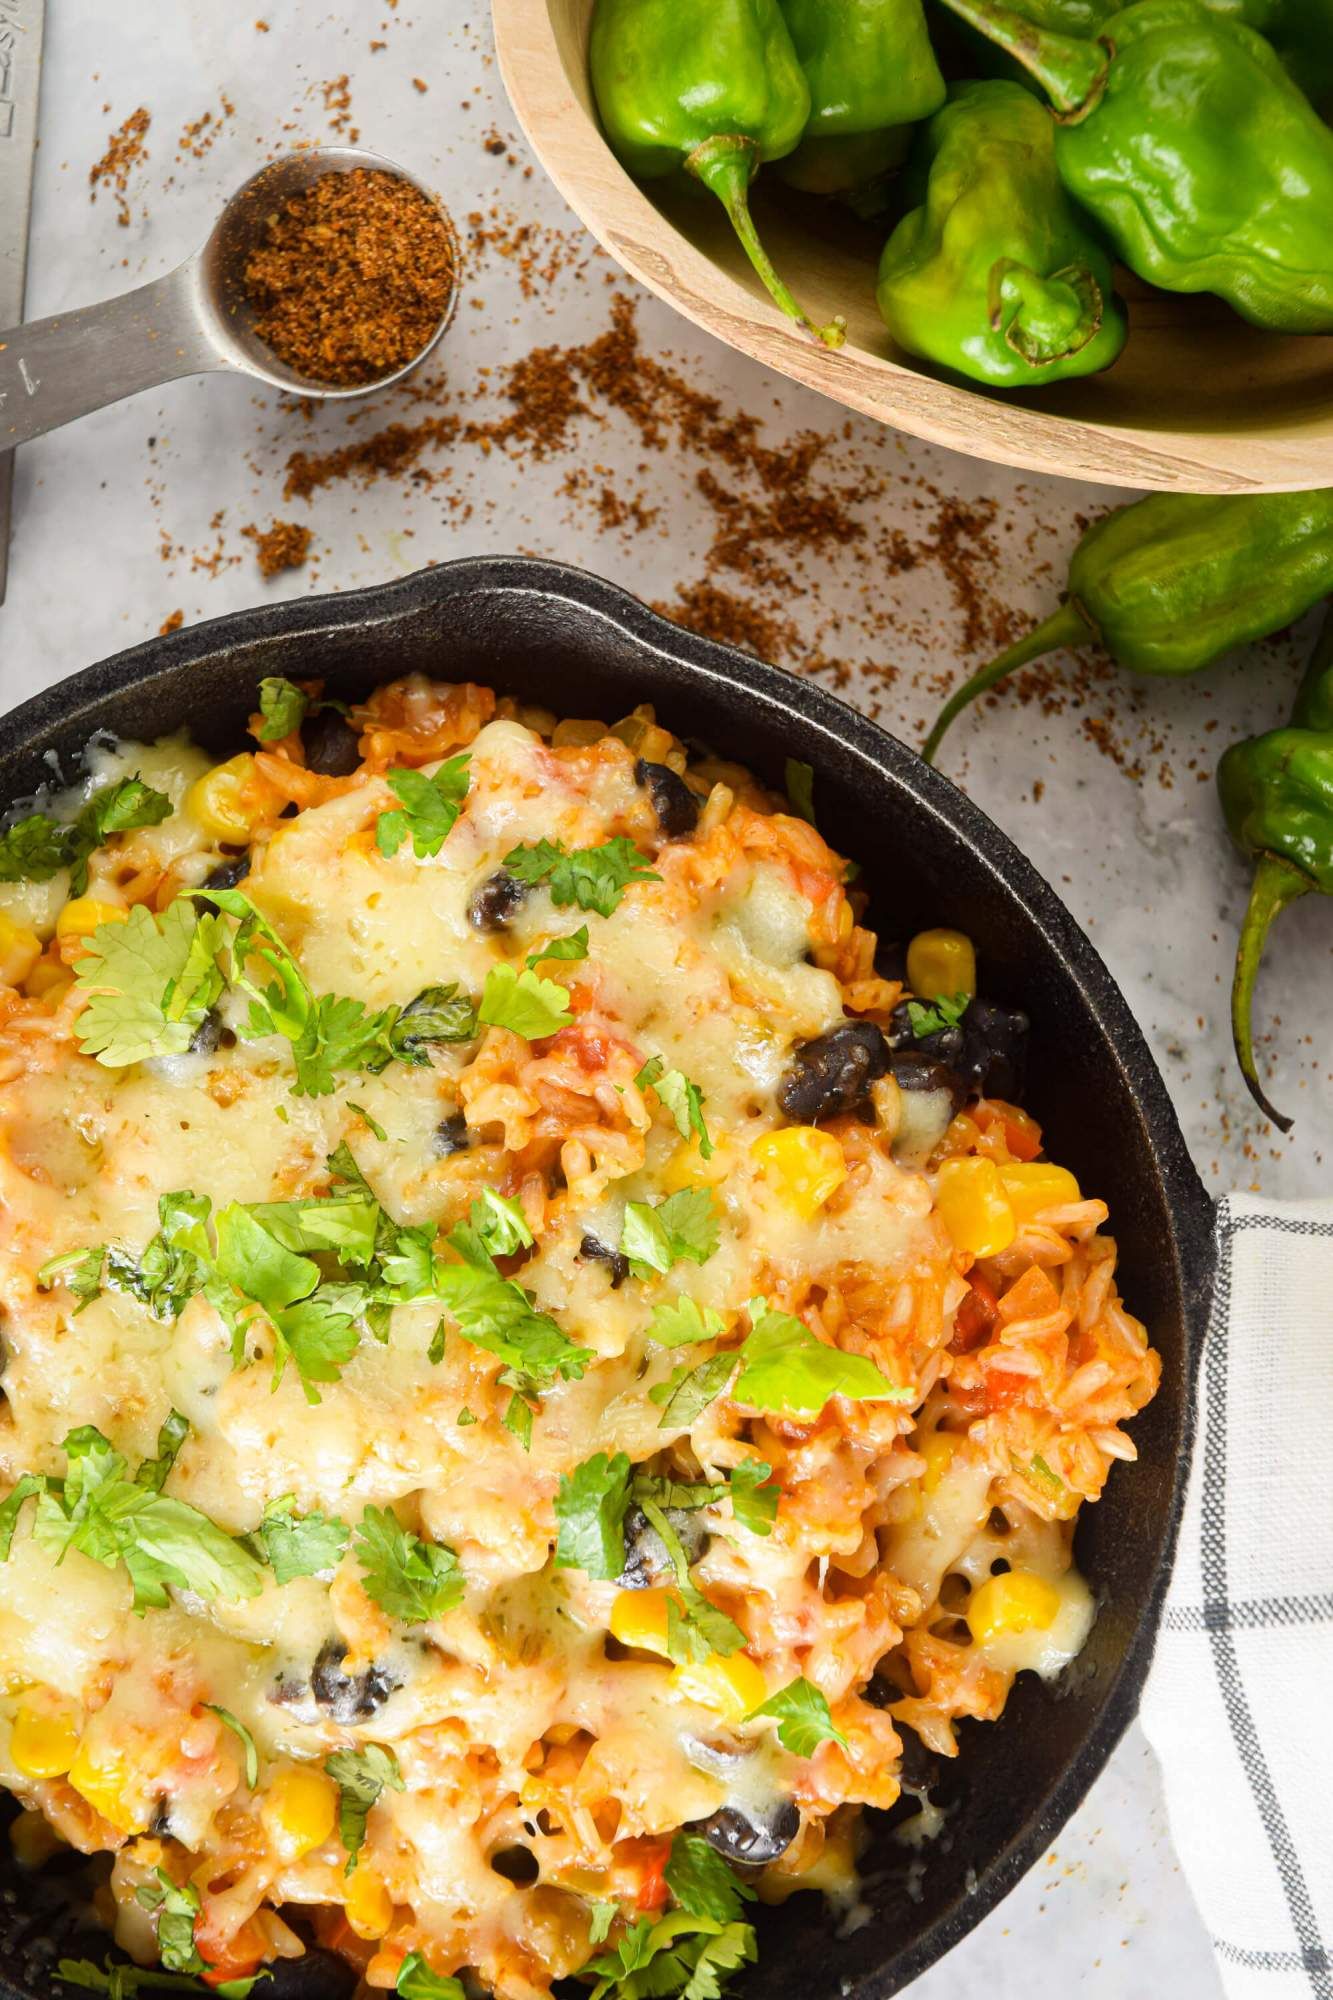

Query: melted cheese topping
<box><xmin>0</xmin><ymin>679</ymin><xmax>1159</xmax><ymax>1998</ymax></box>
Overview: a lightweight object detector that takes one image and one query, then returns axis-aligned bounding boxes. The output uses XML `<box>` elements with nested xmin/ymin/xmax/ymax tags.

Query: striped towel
<box><xmin>1140</xmin><ymin>1194</ymin><xmax>1333</xmax><ymax>2000</ymax></box>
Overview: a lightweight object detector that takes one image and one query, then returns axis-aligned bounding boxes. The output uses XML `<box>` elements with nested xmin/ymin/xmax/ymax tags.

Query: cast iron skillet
<box><xmin>0</xmin><ymin>557</ymin><xmax>1214</xmax><ymax>2000</ymax></box>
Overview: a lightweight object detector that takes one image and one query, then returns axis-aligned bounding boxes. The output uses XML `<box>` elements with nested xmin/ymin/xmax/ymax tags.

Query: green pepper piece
<box><xmin>589</xmin><ymin>0</ymin><xmax>846</xmax><ymax>347</ymax></box>
<box><xmin>1218</xmin><ymin>609</ymin><xmax>1333</xmax><ymax>1131</ymax></box>
<box><xmin>934</xmin><ymin>0</ymin><xmax>1333</xmax><ymax>332</ymax></box>
<box><xmin>923</xmin><ymin>490</ymin><xmax>1333</xmax><ymax>763</ymax></box>
<box><xmin>875</xmin><ymin>81</ymin><xmax>1127</xmax><ymax>391</ymax></box>
<box><xmin>776</xmin><ymin>0</ymin><xmax>946</xmax><ymax>193</ymax></box>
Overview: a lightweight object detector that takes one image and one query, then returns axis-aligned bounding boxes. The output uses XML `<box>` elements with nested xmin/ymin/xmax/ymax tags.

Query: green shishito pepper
<box><xmin>777</xmin><ymin>0</ymin><xmax>946</xmax><ymax>194</ymax></box>
<box><xmin>876</xmin><ymin>81</ymin><xmax>1126</xmax><ymax>391</ymax></box>
<box><xmin>1218</xmin><ymin>608</ymin><xmax>1333</xmax><ymax>1132</ymax></box>
<box><xmin>922</xmin><ymin>490</ymin><xmax>1333</xmax><ymax>764</ymax></box>
<box><xmin>589</xmin><ymin>0</ymin><xmax>845</xmax><ymax>347</ymax></box>
<box><xmin>934</xmin><ymin>0</ymin><xmax>1333</xmax><ymax>332</ymax></box>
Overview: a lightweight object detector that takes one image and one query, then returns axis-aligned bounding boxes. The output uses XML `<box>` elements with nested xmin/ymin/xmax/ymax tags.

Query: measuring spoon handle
<box><xmin>0</xmin><ymin>259</ymin><xmax>226</xmax><ymax>451</ymax></box>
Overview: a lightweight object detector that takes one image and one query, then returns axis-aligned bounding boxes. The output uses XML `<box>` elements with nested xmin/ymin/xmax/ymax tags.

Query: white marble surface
<box><xmin>8</xmin><ymin>0</ymin><xmax>1329</xmax><ymax>1992</ymax></box>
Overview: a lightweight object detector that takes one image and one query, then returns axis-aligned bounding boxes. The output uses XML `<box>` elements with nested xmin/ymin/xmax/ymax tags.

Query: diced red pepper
<box><xmin>635</xmin><ymin>1840</ymin><xmax>672</xmax><ymax>1913</ymax></box>
<box><xmin>952</xmin><ymin>1274</ymin><xmax>1000</xmax><ymax>1352</ymax></box>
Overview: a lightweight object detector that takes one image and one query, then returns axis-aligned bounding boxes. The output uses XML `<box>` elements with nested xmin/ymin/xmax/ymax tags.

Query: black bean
<box><xmin>188</xmin><ymin>1009</ymin><xmax>224</xmax><ymax>1056</ymax></box>
<box><xmin>468</xmin><ymin>870</ymin><xmax>528</xmax><ymax>932</ymax></box>
<box><xmin>580</xmin><ymin>1232</ymin><xmax>629</xmax><ymax>1289</ymax></box>
<box><xmin>309</xmin><ymin>1637</ymin><xmax>396</xmax><ymax>1721</ymax></box>
<box><xmin>635</xmin><ymin>758</ymin><xmax>699</xmax><ymax>839</ymax></box>
<box><xmin>887</xmin><ymin>996</ymin><xmax>1029</xmax><ymax>1101</ymax></box>
<box><xmin>268</xmin><ymin>1947</ymin><xmax>360</xmax><ymax>2000</ymax></box>
<box><xmin>202</xmin><ymin>851</ymin><xmax>250</xmax><ymax>890</ymax></box>
<box><xmin>694</xmin><ymin>1798</ymin><xmax>800</xmax><ymax>1866</ymax></box>
<box><xmin>301</xmin><ymin>707</ymin><xmax>361</xmax><ymax>776</ymax></box>
<box><xmin>489</xmin><ymin>1845</ymin><xmax>540</xmax><ymax>1886</ymax></box>
<box><xmin>618</xmin><ymin>1503</ymin><xmax>710</xmax><ymax>1590</ymax></box>
<box><xmin>148</xmin><ymin>1798</ymin><xmax>174</xmax><ymax>1838</ymax></box>
<box><xmin>434</xmin><ymin>1112</ymin><xmax>471</xmax><ymax>1156</ymax></box>
<box><xmin>887</xmin><ymin>1048</ymin><xmax>966</xmax><ymax>1108</ymax></box>
<box><xmin>777</xmin><ymin>1019</ymin><xmax>890</xmax><ymax>1123</ymax></box>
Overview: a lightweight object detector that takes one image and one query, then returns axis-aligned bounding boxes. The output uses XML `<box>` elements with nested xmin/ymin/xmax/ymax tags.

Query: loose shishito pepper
<box><xmin>934</xmin><ymin>0</ymin><xmax>1333</xmax><ymax>332</ymax></box>
<box><xmin>777</xmin><ymin>0</ymin><xmax>946</xmax><ymax>193</ymax></box>
<box><xmin>923</xmin><ymin>490</ymin><xmax>1333</xmax><ymax>763</ymax></box>
<box><xmin>1219</xmin><ymin>608</ymin><xmax>1333</xmax><ymax>1132</ymax></box>
<box><xmin>876</xmin><ymin>80</ymin><xmax>1126</xmax><ymax>390</ymax></box>
<box><xmin>589</xmin><ymin>0</ymin><xmax>846</xmax><ymax>346</ymax></box>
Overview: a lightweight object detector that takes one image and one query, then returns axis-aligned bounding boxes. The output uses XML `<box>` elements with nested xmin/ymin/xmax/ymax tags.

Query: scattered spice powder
<box><xmin>158</xmin><ymin>610</ymin><xmax>185</xmax><ymax>636</ymax></box>
<box><xmin>89</xmin><ymin>107</ymin><xmax>151</xmax><ymax>227</ymax></box>
<box><xmin>178</xmin><ymin>96</ymin><xmax>236</xmax><ymax>160</ymax></box>
<box><xmin>243</xmin><ymin>169</ymin><xmax>457</xmax><ymax>387</ymax></box>
<box><xmin>242</xmin><ymin>519</ymin><xmax>313</xmax><ymax>577</ymax></box>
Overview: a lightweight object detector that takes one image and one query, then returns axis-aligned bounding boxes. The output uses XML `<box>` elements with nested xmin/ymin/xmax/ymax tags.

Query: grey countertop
<box><xmin>6</xmin><ymin>1</ymin><xmax>1325</xmax><ymax>1990</ymax></box>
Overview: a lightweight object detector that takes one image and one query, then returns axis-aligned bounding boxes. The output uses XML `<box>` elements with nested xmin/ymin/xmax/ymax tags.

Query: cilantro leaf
<box><xmin>637</xmin><ymin>1060</ymin><xmax>713</xmax><ymax>1159</ymax></box>
<box><xmin>526</xmin><ymin>926</ymin><xmax>589</xmax><ymax>969</ymax></box>
<box><xmin>907</xmin><ymin>992</ymin><xmax>970</xmax><ymax>1038</ymax></box>
<box><xmin>727</xmin><ymin>1459</ymin><xmax>779</xmax><ymax>1535</ymax></box>
<box><xmin>502</xmin><ymin>1390</ymin><xmax>534</xmax><ymax>1450</ymax></box>
<box><xmin>0</xmin><ymin>776</ymin><xmax>172</xmax><ymax>895</ymax></box>
<box><xmin>256</xmin><ymin>677</ymin><xmax>309</xmax><ymax>741</ymax></box>
<box><xmin>587</xmin><ymin>1911</ymin><xmax>756</xmax><ymax>2000</ymax></box>
<box><xmin>434</xmin><ymin>1255</ymin><xmax>587</xmax><ymax>1385</ymax></box>
<box><xmin>137</xmin><ymin>1410</ymin><xmax>190</xmax><ymax>1495</ymax></box>
<box><xmin>588</xmin><ymin>1903</ymin><xmax>618</xmax><ymax>1947</ymax></box>
<box><xmin>682</xmin><ymin>1923</ymin><xmax>757</xmax><ymax>2000</ymax></box>
<box><xmin>449</xmin><ymin>1187</ymin><xmax>533</xmax><ymax>1267</ymax></box>
<box><xmin>376</xmin><ymin>756</ymin><xmax>471</xmax><ymax>859</ymax></box>
<box><xmin>622</xmin><ymin>1189</ymin><xmax>719</xmax><ymax>1280</ymax></box>
<box><xmin>784</xmin><ymin>758</ymin><xmax>816</xmax><ymax>826</ymax></box>
<box><xmin>354</xmin><ymin>1505</ymin><xmax>464</xmax><ymax>1623</ymax></box>
<box><xmin>647</xmin><ymin>1297</ymin><xmax>727</xmax><ymax>1348</ymax></box>
<box><xmin>637</xmin><ymin>1498</ymin><xmax>745</xmax><ymax>1660</ymax></box>
<box><xmin>649</xmin><ymin>1352</ymin><xmax>737</xmax><ymax>1429</ymax></box>
<box><xmin>665</xmin><ymin>1833</ymin><xmax>754</xmax><ymax>1926</ymax></box>
<box><xmin>74</xmin><ymin>901</ymin><xmax>227</xmax><ymax>1066</ymax></box>
<box><xmin>203</xmin><ymin>1704</ymin><xmax>260</xmax><ymax>1788</ymax></box>
<box><xmin>553</xmin><ymin>1451</ymin><xmax>633</xmax><ymax>1579</ymax></box>
<box><xmin>0</xmin><ymin>813</ymin><xmax>73</xmax><ymax>883</ymax></box>
<box><xmin>478</xmin><ymin>962</ymin><xmax>573</xmax><ymax>1040</ymax></box>
<box><xmin>135</xmin><ymin>1869</ymin><xmax>203</xmax><ymax>1974</ymax></box>
<box><xmin>387</xmin><ymin>982</ymin><xmax>478</xmax><ymax>1061</ymax></box>
<box><xmin>733</xmin><ymin>1300</ymin><xmax>909</xmax><ymax>1417</ymax></box>
<box><xmin>251</xmin><ymin>1495</ymin><xmax>350</xmax><ymax>1583</ymax></box>
<box><xmin>36</xmin><ymin>1246</ymin><xmax>107</xmax><ymax>1311</ymax></box>
<box><xmin>325</xmin><ymin>1743</ymin><xmax>405</xmax><ymax>1872</ymax></box>
<box><xmin>0</xmin><ymin>1476</ymin><xmax>44</xmax><ymax>1559</ymax></box>
<box><xmin>749</xmin><ymin>1676</ymin><xmax>848</xmax><ymax>1756</ymax></box>
<box><xmin>56</xmin><ymin>1960</ymin><xmax>216</xmax><ymax>1997</ymax></box>
<box><xmin>396</xmin><ymin>1955</ymin><xmax>466</xmax><ymax>2000</ymax></box>
<box><xmin>503</xmin><ymin>836</ymin><xmax>659</xmax><ymax>917</ymax></box>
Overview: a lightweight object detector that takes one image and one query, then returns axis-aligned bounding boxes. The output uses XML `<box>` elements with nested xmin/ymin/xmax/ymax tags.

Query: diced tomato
<box><xmin>996</xmin><ymin>1264</ymin><xmax>1062</xmax><ymax>1326</ymax></box>
<box><xmin>984</xmin><ymin>1368</ymin><xmax>1033</xmax><ymax>1410</ymax></box>
<box><xmin>952</xmin><ymin>1275</ymin><xmax>999</xmax><ymax>1352</ymax></box>
<box><xmin>1000</xmin><ymin>1107</ymin><xmax>1043</xmax><ymax>1160</ymax></box>
<box><xmin>635</xmin><ymin>1840</ymin><xmax>672</xmax><ymax>1913</ymax></box>
<box><xmin>195</xmin><ymin>1914</ymin><xmax>267</xmax><ymax>1987</ymax></box>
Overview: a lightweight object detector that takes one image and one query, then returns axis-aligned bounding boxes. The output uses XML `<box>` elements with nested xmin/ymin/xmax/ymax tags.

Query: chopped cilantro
<box><xmin>748</xmin><ymin>1676</ymin><xmax>847</xmax><ymax>1757</ymax></box>
<box><xmin>396</xmin><ymin>1956</ymin><xmax>466</xmax><ymax>2000</ymax></box>
<box><xmin>784</xmin><ymin>758</ymin><xmax>816</xmax><ymax>827</ymax></box>
<box><xmin>732</xmin><ymin>1299</ymin><xmax>909</xmax><ymax>1417</ymax></box>
<box><xmin>502</xmin><ymin>1391</ymin><xmax>535</xmax><ymax>1450</ymax></box>
<box><xmin>250</xmin><ymin>1495</ymin><xmax>350</xmax><ymax>1583</ymax></box>
<box><xmin>637</xmin><ymin>1498</ymin><xmax>745</xmax><ymax>1661</ymax></box>
<box><xmin>346</xmin><ymin>1100</ymin><xmax>388</xmax><ymax>1142</ymax></box>
<box><xmin>57</xmin><ymin>1959</ymin><xmax>264</xmax><ymax>1997</ymax></box>
<box><xmin>354</xmin><ymin>1505</ymin><xmax>464</xmax><ymax>1623</ymax></box>
<box><xmin>553</xmin><ymin>1451</ymin><xmax>633</xmax><ymax>1580</ymax></box>
<box><xmin>256</xmin><ymin>677</ymin><xmax>309</xmax><ymax>742</ymax></box>
<box><xmin>202</xmin><ymin>1705</ymin><xmax>259</xmax><ymax>1789</ymax></box>
<box><xmin>503</xmin><ymin>836</ymin><xmax>659</xmax><ymax>917</ymax></box>
<box><xmin>376</xmin><ymin>756</ymin><xmax>471</xmax><ymax>859</ymax></box>
<box><xmin>36</xmin><ymin>1245</ymin><xmax>107</xmax><ymax>1312</ymax></box>
<box><xmin>727</xmin><ymin>1459</ymin><xmax>779</xmax><ymax>1535</ymax></box>
<box><xmin>478</xmin><ymin>961</ymin><xmax>573</xmax><ymax>1039</ymax></box>
<box><xmin>649</xmin><ymin>1352</ymin><xmax>737</xmax><ymax>1429</ymax></box>
<box><xmin>74</xmin><ymin>901</ymin><xmax>228</xmax><ymax>1066</ymax></box>
<box><xmin>907</xmin><ymin>992</ymin><xmax>970</xmax><ymax>1039</ymax></box>
<box><xmin>622</xmin><ymin>1189</ymin><xmax>719</xmax><ymax>1280</ymax></box>
<box><xmin>325</xmin><ymin>1742</ymin><xmax>405</xmax><ymax>1872</ymax></box>
<box><xmin>636</xmin><ymin>1058</ymin><xmax>713</xmax><ymax>1159</ymax></box>
<box><xmin>526</xmin><ymin>926</ymin><xmax>589</xmax><ymax>969</ymax></box>
<box><xmin>664</xmin><ymin>1833</ymin><xmax>754</xmax><ymax>1926</ymax></box>
<box><xmin>646</xmin><ymin>1297</ymin><xmax>726</xmax><ymax>1348</ymax></box>
<box><xmin>386</xmin><ymin>982</ymin><xmax>478</xmax><ymax>1061</ymax></box>
<box><xmin>585</xmin><ymin>1913</ymin><xmax>757</xmax><ymax>2000</ymax></box>
<box><xmin>0</xmin><ymin>775</ymin><xmax>172</xmax><ymax>895</ymax></box>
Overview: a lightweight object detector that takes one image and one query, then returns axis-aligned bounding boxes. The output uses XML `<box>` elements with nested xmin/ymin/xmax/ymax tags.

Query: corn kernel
<box><xmin>919</xmin><ymin>1431</ymin><xmax>957</xmax><ymax>1496</ymax></box>
<box><xmin>999</xmin><ymin>1162</ymin><xmax>1081</xmax><ymax>1225</ymax></box>
<box><xmin>260</xmin><ymin>1763</ymin><xmax>339</xmax><ymax>1860</ymax></box>
<box><xmin>671</xmin><ymin>1652</ymin><xmax>768</xmax><ymax>1721</ymax></box>
<box><xmin>343</xmin><ymin>1866</ymin><xmax>394</xmax><ymax>1939</ymax></box>
<box><xmin>967</xmin><ymin>1570</ymin><xmax>1062</xmax><ymax>1644</ymax></box>
<box><xmin>186</xmin><ymin>754</ymin><xmax>268</xmax><ymax>844</ymax></box>
<box><xmin>10</xmin><ymin>1693</ymin><xmax>81</xmax><ymax>1780</ymax></box>
<box><xmin>68</xmin><ymin>1740</ymin><xmax>147</xmax><ymax>1834</ymax></box>
<box><xmin>660</xmin><ymin>1136</ymin><xmax>735</xmax><ymax>1194</ymax></box>
<box><xmin>55</xmin><ymin>898</ymin><xmax>126</xmax><ymax>943</ymax></box>
<box><xmin>750</xmin><ymin>1127</ymin><xmax>847</xmax><ymax>1221</ymax></box>
<box><xmin>935</xmin><ymin>1157</ymin><xmax>1016</xmax><ymax>1259</ymax></box>
<box><xmin>906</xmin><ymin>928</ymin><xmax>976</xmax><ymax>1003</ymax></box>
<box><xmin>0</xmin><ymin>914</ymin><xmax>41</xmax><ymax>988</ymax></box>
<box><xmin>24</xmin><ymin>956</ymin><xmax>74</xmax><ymax>1006</ymax></box>
<box><xmin>609</xmin><ymin>1587</ymin><xmax>674</xmax><ymax>1658</ymax></box>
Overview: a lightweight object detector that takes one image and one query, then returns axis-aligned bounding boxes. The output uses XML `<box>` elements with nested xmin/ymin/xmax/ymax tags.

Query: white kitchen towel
<box><xmin>1140</xmin><ymin>1193</ymin><xmax>1333</xmax><ymax>2000</ymax></box>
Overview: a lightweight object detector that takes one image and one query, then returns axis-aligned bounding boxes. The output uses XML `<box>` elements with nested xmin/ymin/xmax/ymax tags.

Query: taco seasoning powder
<box><xmin>242</xmin><ymin>167</ymin><xmax>456</xmax><ymax>386</ymax></box>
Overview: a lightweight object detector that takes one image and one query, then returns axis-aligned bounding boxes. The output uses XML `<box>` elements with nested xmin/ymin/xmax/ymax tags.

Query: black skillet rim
<box><xmin>0</xmin><ymin>554</ymin><xmax>1216</xmax><ymax>1998</ymax></box>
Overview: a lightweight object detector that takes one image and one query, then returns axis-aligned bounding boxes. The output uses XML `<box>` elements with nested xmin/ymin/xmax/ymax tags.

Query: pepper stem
<box><xmin>1230</xmin><ymin>854</ymin><xmax>1311</xmax><ymax>1133</ymax></box>
<box><xmin>687</xmin><ymin>136</ymin><xmax>847</xmax><ymax>350</ymax></box>
<box><xmin>990</xmin><ymin>260</ymin><xmax>1104</xmax><ymax>365</ymax></box>
<box><xmin>934</xmin><ymin>0</ymin><xmax>1110</xmax><ymax>118</ymax></box>
<box><xmin>921</xmin><ymin>601</ymin><xmax>1092</xmax><ymax>765</ymax></box>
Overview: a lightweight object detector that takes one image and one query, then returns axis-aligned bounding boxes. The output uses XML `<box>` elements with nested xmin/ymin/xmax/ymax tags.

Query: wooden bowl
<box><xmin>493</xmin><ymin>0</ymin><xmax>1333</xmax><ymax>492</ymax></box>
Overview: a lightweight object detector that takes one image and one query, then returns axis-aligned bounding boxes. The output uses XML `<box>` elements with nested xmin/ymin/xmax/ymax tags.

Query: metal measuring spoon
<box><xmin>0</xmin><ymin>146</ymin><xmax>461</xmax><ymax>453</ymax></box>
